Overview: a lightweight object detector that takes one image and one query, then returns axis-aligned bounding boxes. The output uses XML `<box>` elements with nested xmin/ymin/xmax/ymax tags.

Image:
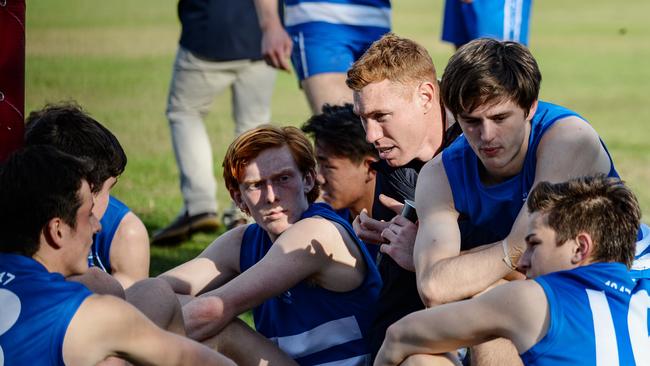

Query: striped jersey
<box><xmin>240</xmin><ymin>203</ymin><xmax>382</xmax><ymax>365</ymax></box>
<box><xmin>521</xmin><ymin>263</ymin><xmax>650</xmax><ymax>365</ymax></box>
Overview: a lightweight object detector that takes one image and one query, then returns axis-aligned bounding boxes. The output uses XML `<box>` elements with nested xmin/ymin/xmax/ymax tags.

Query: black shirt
<box><xmin>369</xmin><ymin>123</ymin><xmax>462</xmax><ymax>358</ymax></box>
<box><xmin>178</xmin><ymin>0</ymin><xmax>263</xmax><ymax>61</ymax></box>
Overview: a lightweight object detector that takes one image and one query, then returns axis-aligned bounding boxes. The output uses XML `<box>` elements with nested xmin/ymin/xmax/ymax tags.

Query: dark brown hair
<box><xmin>441</xmin><ymin>38</ymin><xmax>541</xmax><ymax>117</ymax></box>
<box><xmin>527</xmin><ymin>175</ymin><xmax>640</xmax><ymax>268</ymax></box>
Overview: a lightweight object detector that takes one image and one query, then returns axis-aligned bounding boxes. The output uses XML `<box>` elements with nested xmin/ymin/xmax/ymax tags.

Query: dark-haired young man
<box><xmin>0</xmin><ymin>146</ymin><xmax>235</xmax><ymax>366</ymax></box>
<box><xmin>302</xmin><ymin>103</ymin><xmax>381</xmax><ymax>259</ymax></box>
<box><xmin>301</xmin><ymin>104</ymin><xmax>379</xmax><ymax>221</ymax></box>
<box><xmin>161</xmin><ymin>125</ymin><xmax>381</xmax><ymax>365</ymax></box>
<box><xmin>24</xmin><ymin>103</ymin><xmax>149</xmax><ymax>290</ymax></box>
<box><xmin>412</xmin><ymin>38</ymin><xmax>649</xmax><ymax>364</ymax></box>
<box><xmin>376</xmin><ymin>175</ymin><xmax>650</xmax><ymax>366</ymax></box>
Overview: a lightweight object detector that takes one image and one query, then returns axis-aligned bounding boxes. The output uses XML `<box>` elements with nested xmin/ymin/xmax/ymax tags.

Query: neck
<box><xmin>349</xmin><ymin>180</ymin><xmax>376</xmax><ymax>219</ymax></box>
<box><xmin>417</xmin><ymin>105</ymin><xmax>446</xmax><ymax>162</ymax></box>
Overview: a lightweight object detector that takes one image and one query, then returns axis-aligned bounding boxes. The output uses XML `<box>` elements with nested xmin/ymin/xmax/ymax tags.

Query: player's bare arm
<box><xmin>159</xmin><ymin>224</ymin><xmax>248</xmax><ymax>297</ymax></box>
<box><xmin>414</xmin><ymin>157</ymin><xmax>517</xmax><ymax>306</ymax></box>
<box><xmin>109</xmin><ymin>212</ymin><xmax>150</xmax><ymax>289</ymax></box>
<box><xmin>183</xmin><ymin>217</ymin><xmax>366</xmax><ymax>341</ymax></box>
<box><xmin>63</xmin><ymin>295</ymin><xmax>235</xmax><ymax>366</ymax></box>
<box><xmin>375</xmin><ymin>280</ymin><xmax>548</xmax><ymax>366</ymax></box>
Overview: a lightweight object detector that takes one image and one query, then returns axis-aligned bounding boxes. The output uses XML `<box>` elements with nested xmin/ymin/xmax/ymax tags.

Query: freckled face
<box><xmin>233</xmin><ymin>146</ymin><xmax>315</xmax><ymax>240</ymax></box>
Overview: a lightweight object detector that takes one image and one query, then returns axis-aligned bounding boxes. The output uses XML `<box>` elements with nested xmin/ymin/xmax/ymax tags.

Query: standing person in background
<box><xmin>442</xmin><ymin>0</ymin><xmax>533</xmax><ymax>49</ymax></box>
<box><xmin>154</xmin><ymin>0</ymin><xmax>277</xmax><ymax>246</ymax></box>
<box><xmin>253</xmin><ymin>0</ymin><xmax>391</xmax><ymax>113</ymax></box>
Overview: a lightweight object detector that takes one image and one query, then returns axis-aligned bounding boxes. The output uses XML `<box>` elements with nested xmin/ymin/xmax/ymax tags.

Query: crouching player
<box><xmin>375</xmin><ymin>175</ymin><xmax>650</xmax><ymax>366</ymax></box>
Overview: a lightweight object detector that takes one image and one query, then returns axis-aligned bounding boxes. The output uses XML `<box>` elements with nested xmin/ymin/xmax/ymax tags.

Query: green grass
<box><xmin>25</xmin><ymin>0</ymin><xmax>650</xmax><ymax>276</ymax></box>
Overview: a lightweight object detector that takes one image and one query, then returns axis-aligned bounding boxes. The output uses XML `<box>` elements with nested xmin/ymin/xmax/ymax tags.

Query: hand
<box><xmin>377</xmin><ymin>194</ymin><xmax>418</xmax><ymax>272</ymax></box>
<box><xmin>182</xmin><ymin>296</ymin><xmax>226</xmax><ymax>341</ymax></box>
<box><xmin>353</xmin><ymin>209</ymin><xmax>389</xmax><ymax>245</ymax></box>
<box><xmin>261</xmin><ymin>24</ymin><xmax>292</xmax><ymax>72</ymax></box>
<box><xmin>380</xmin><ymin>215</ymin><xmax>418</xmax><ymax>272</ymax></box>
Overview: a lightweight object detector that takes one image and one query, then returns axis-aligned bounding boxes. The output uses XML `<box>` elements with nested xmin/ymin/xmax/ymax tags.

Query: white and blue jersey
<box><xmin>285</xmin><ymin>0</ymin><xmax>391</xmax><ymax>80</ymax></box>
<box><xmin>0</xmin><ymin>253</ymin><xmax>92</xmax><ymax>365</ymax></box>
<box><xmin>521</xmin><ymin>263</ymin><xmax>650</xmax><ymax>365</ymax></box>
<box><xmin>442</xmin><ymin>0</ymin><xmax>533</xmax><ymax>47</ymax></box>
<box><xmin>442</xmin><ymin>101</ymin><xmax>650</xmax><ymax>278</ymax></box>
<box><xmin>88</xmin><ymin>195</ymin><xmax>130</xmax><ymax>273</ymax></box>
<box><xmin>240</xmin><ymin>203</ymin><xmax>382</xmax><ymax>365</ymax></box>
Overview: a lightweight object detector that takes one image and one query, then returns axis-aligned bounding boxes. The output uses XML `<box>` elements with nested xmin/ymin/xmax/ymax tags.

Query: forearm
<box><xmin>417</xmin><ymin>243</ymin><xmax>510</xmax><ymax>306</ymax></box>
<box><xmin>378</xmin><ymin>310</ymin><xmax>466</xmax><ymax>366</ymax></box>
<box><xmin>253</xmin><ymin>0</ymin><xmax>282</xmax><ymax>30</ymax></box>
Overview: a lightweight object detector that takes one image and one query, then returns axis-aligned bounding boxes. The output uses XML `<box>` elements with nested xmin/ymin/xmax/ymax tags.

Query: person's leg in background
<box><xmin>153</xmin><ymin>47</ymin><xmax>234</xmax><ymax>245</ymax></box>
<box><xmin>222</xmin><ymin>60</ymin><xmax>276</xmax><ymax>229</ymax></box>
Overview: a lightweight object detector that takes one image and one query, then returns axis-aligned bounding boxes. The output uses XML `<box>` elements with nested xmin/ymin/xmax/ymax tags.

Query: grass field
<box><xmin>25</xmin><ymin>0</ymin><xmax>650</xmax><ymax>276</ymax></box>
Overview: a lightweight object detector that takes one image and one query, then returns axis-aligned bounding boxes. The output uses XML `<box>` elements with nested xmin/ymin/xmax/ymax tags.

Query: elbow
<box><xmin>417</xmin><ymin>279</ymin><xmax>446</xmax><ymax>308</ymax></box>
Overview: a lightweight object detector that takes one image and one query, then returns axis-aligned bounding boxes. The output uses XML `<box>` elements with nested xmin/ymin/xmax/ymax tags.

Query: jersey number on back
<box><xmin>587</xmin><ymin>289</ymin><xmax>650</xmax><ymax>366</ymax></box>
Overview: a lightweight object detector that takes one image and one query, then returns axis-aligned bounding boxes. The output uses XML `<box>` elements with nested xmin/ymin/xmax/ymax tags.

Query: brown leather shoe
<box><xmin>151</xmin><ymin>212</ymin><xmax>220</xmax><ymax>246</ymax></box>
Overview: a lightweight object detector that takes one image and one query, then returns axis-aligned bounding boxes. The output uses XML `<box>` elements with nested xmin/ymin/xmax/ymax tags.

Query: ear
<box><xmin>44</xmin><ymin>217</ymin><xmax>65</xmax><ymax>250</ymax></box>
<box><xmin>417</xmin><ymin>81</ymin><xmax>436</xmax><ymax>113</ymax></box>
<box><xmin>229</xmin><ymin>188</ymin><xmax>249</xmax><ymax>215</ymax></box>
<box><xmin>363</xmin><ymin>156</ymin><xmax>378</xmax><ymax>183</ymax></box>
<box><xmin>572</xmin><ymin>232</ymin><xmax>593</xmax><ymax>264</ymax></box>
<box><xmin>525</xmin><ymin>100</ymin><xmax>539</xmax><ymax>121</ymax></box>
<box><xmin>303</xmin><ymin>170</ymin><xmax>316</xmax><ymax>193</ymax></box>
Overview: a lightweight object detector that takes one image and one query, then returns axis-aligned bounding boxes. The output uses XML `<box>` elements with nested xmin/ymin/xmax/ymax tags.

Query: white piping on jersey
<box><xmin>285</xmin><ymin>2</ymin><xmax>391</xmax><ymax>29</ymax></box>
<box><xmin>503</xmin><ymin>0</ymin><xmax>524</xmax><ymax>42</ymax></box>
<box><xmin>314</xmin><ymin>354</ymin><xmax>370</xmax><ymax>366</ymax></box>
<box><xmin>270</xmin><ymin>316</ymin><xmax>363</xmax><ymax>359</ymax></box>
<box><xmin>298</xmin><ymin>31</ymin><xmax>309</xmax><ymax>78</ymax></box>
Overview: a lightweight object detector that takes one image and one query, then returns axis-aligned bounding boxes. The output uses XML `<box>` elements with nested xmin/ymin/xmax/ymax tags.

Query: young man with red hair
<box><xmin>161</xmin><ymin>125</ymin><xmax>382</xmax><ymax>365</ymax></box>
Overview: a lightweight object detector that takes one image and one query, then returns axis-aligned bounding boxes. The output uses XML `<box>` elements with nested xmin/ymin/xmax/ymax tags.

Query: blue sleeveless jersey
<box><xmin>442</xmin><ymin>101</ymin><xmax>619</xmax><ymax>250</ymax></box>
<box><xmin>284</xmin><ymin>0</ymin><xmax>391</xmax><ymax>40</ymax></box>
<box><xmin>88</xmin><ymin>195</ymin><xmax>130</xmax><ymax>273</ymax></box>
<box><xmin>0</xmin><ymin>253</ymin><xmax>92</xmax><ymax>366</ymax></box>
<box><xmin>521</xmin><ymin>263</ymin><xmax>650</xmax><ymax>365</ymax></box>
<box><xmin>240</xmin><ymin>203</ymin><xmax>382</xmax><ymax>365</ymax></box>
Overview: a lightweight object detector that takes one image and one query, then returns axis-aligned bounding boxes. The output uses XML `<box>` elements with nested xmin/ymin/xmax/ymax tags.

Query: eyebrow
<box><xmin>241</xmin><ymin>168</ymin><xmax>295</xmax><ymax>185</ymax></box>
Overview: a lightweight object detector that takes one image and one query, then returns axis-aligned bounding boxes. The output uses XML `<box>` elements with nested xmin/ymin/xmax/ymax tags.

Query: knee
<box><xmin>71</xmin><ymin>268</ymin><xmax>126</xmax><ymax>298</ymax></box>
<box><xmin>127</xmin><ymin>278</ymin><xmax>176</xmax><ymax>301</ymax></box>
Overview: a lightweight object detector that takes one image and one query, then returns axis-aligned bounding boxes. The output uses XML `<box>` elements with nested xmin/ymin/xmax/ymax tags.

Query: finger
<box><xmin>381</xmin><ymin>226</ymin><xmax>397</xmax><ymax>243</ymax></box>
<box><xmin>358</xmin><ymin>229</ymin><xmax>386</xmax><ymax>245</ymax></box>
<box><xmin>379</xmin><ymin>194</ymin><xmax>404</xmax><ymax>215</ymax></box>
<box><xmin>361</xmin><ymin>215</ymin><xmax>391</xmax><ymax>233</ymax></box>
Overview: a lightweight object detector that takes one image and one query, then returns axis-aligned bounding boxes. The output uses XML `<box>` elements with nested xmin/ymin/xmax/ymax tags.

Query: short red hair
<box><xmin>222</xmin><ymin>125</ymin><xmax>320</xmax><ymax>203</ymax></box>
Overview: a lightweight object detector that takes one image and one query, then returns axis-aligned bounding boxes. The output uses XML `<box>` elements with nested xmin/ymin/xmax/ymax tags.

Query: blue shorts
<box><xmin>442</xmin><ymin>0</ymin><xmax>533</xmax><ymax>47</ymax></box>
<box><xmin>288</xmin><ymin>23</ymin><xmax>388</xmax><ymax>81</ymax></box>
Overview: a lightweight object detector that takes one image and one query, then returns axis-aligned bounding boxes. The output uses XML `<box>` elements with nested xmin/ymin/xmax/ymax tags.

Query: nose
<box><xmin>364</xmin><ymin>119</ymin><xmax>383</xmax><ymax>144</ymax></box>
<box><xmin>517</xmin><ymin>247</ymin><xmax>531</xmax><ymax>272</ymax></box>
<box><xmin>480</xmin><ymin>121</ymin><xmax>496</xmax><ymax>142</ymax></box>
<box><xmin>316</xmin><ymin>169</ymin><xmax>326</xmax><ymax>185</ymax></box>
<box><xmin>265</xmin><ymin>182</ymin><xmax>278</xmax><ymax>203</ymax></box>
<box><xmin>92</xmin><ymin>214</ymin><xmax>102</xmax><ymax>234</ymax></box>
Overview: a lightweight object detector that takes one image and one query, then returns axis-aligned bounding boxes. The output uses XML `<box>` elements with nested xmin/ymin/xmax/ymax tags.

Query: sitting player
<box><xmin>375</xmin><ymin>175</ymin><xmax>650</xmax><ymax>366</ymax></box>
<box><xmin>24</xmin><ymin>102</ymin><xmax>149</xmax><ymax>290</ymax></box>
<box><xmin>160</xmin><ymin>125</ymin><xmax>381</xmax><ymax>365</ymax></box>
<box><xmin>0</xmin><ymin>146</ymin><xmax>234</xmax><ymax>366</ymax></box>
